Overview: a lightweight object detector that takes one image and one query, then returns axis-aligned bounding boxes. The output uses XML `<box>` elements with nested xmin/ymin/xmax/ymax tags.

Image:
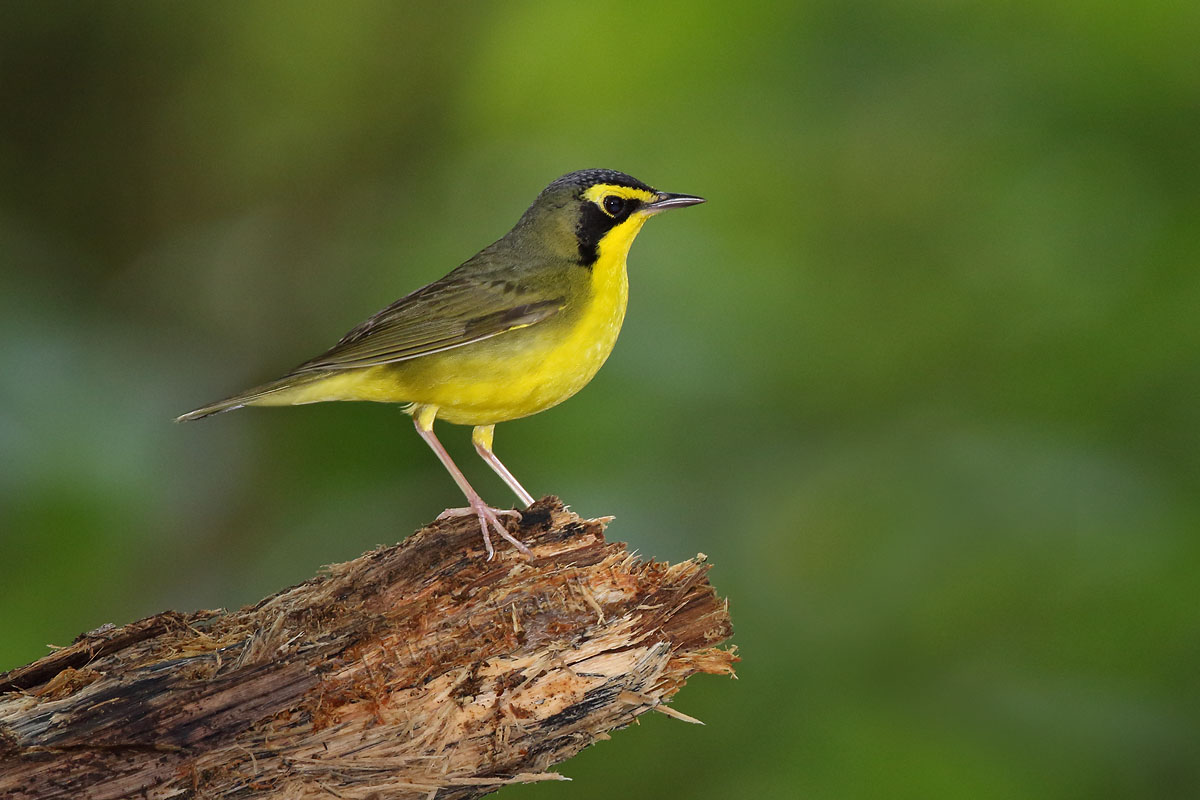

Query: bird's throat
<box><xmin>588</xmin><ymin>214</ymin><xmax>644</xmax><ymax>321</ymax></box>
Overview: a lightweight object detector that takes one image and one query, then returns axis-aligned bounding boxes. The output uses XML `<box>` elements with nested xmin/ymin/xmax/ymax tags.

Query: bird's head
<box><xmin>512</xmin><ymin>169</ymin><xmax>705</xmax><ymax>266</ymax></box>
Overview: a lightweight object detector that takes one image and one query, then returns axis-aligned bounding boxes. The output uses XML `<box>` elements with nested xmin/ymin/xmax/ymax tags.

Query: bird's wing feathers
<box><xmin>292</xmin><ymin>274</ymin><xmax>564</xmax><ymax>373</ymax></box>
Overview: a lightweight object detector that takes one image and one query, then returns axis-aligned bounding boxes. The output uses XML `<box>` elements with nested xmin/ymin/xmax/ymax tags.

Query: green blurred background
<box><xmin>2</xmin><ymin>2</ymin><xmax>1198</xmax><ymax>797</ymax></box>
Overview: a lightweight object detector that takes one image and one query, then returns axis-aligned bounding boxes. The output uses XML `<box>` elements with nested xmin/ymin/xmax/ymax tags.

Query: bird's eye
<box><xmin>602</xmin><ymin>195</ymin><xmax>626</xmax><ymax>217</ymax></box>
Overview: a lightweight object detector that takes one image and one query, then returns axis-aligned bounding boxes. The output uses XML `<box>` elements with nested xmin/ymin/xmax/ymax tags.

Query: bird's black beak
<box><xmin>644</xmin><ymin>192</ymin><xmax>706</xmax><ymax>215</ymax></box>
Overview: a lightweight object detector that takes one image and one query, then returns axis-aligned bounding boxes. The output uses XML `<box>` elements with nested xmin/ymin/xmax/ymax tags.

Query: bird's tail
<box><xmin>175</xmin><ymin>372</ymin><xmax>326</xmax><ymax>422</ymax></box>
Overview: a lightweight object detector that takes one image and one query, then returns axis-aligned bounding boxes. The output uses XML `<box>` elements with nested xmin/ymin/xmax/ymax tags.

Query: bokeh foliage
<box><xmin>2</xmin><ymin>2</ymin><xmax>1198</xmax><ymax>797</ymax></box>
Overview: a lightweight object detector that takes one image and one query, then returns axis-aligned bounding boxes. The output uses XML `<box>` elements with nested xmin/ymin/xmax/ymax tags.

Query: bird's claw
<box><xmin>437</xmin><ymin>506</ymin><xmax>521</xmax><ymax>523</ymax></box>
<box><xmin>437</xmin><ymin>503</ymin><xmax>532</xmax><ymax>560</ymax></box>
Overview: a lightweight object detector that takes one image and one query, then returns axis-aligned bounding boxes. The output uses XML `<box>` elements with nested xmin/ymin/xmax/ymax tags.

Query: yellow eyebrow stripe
<box><xmin>582</xmin><ymin>184</ymin><xmax>658</xmax><ymax>205</ymax></box>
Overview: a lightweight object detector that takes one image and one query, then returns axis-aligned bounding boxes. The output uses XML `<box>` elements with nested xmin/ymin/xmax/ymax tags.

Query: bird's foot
<box><xmin>438</xmin><ymin>503</ymin><xmax>532</xmax><ymax>560</ymax></box>
<box><xmin>437</xmin><ymin>506</ymin><xmax>521</xmax><ymax>523</ymax></box>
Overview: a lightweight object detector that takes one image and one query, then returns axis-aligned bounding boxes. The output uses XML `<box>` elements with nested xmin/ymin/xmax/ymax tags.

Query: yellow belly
<box><xmin>394</xmin><ymin>287</ymin><xmax>626</xmax><ymax>425</ymax></box>
<box><xmin>267</xmin><ymin>258</ymin><xmax>630</xmax><ymax>426</ymax></box>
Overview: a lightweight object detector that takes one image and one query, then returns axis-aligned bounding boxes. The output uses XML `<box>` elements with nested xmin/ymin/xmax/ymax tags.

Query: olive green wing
<box><xmin>292</xmin><ymin>274</ymin><xmax>565</xmax><ymax>373</ymax></box>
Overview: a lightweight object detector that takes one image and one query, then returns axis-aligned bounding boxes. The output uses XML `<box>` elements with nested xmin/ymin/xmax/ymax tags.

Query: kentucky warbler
<box><xmin>178</xmin><ymin>169</ymin><xmax>705</xmax><ymax>558</ymax></box>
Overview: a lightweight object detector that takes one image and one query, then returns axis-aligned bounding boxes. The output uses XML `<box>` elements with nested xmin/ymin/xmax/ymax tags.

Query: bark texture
<box><xmin>0</xmin><ymin>498</ymin><xmax>736</xmax><ymax>799</ymax></box>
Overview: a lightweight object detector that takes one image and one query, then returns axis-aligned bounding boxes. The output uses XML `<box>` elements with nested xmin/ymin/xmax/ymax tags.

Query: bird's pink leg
<box><xmin>412</xmin><ymin>408</ymin><xmax>532</xmax><ymax>560</ymax></box>
<box><xmin>471</xmin><ymin>425</ymin><xmax>535</xmax><ymax>507</ymax></box>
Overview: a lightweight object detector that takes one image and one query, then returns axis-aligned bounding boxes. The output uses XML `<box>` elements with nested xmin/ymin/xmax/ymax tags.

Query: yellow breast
<box><xmin>276</xmin><ymin>215</ymin><xmax>646</xmax><ymax>426</ymax></box>
<box><xmin>410</xmin><ymin>228</ymin><xmax>637</xmax><ymax>425</ymax></box>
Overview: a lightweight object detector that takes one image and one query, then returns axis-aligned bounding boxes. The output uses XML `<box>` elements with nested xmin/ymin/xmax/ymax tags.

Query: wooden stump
<box><xmin>0</xmin><ymin>498</ymin><xmax>736</xmax><ymax>799</ymax></box>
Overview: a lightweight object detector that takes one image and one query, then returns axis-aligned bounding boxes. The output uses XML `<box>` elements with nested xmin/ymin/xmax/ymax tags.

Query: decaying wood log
<box><xmin>0</xmin><ymin>498</ymin><xmax>736</xmax><ymax>799</ymax></box>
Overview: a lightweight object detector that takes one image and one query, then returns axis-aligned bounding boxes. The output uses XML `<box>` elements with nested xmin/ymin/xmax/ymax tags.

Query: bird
<box><xmin>178</xmin><ymin>168</ymin><xmax>705</xmax><ymax>558</ymax></box>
